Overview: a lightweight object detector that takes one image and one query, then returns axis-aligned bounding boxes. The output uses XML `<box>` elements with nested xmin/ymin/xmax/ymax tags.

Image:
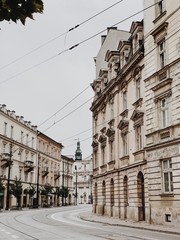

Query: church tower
<box><xmin>75</xmin><ymin>140</ymin><xmax>82</xmax><ymax>160</ymax></box>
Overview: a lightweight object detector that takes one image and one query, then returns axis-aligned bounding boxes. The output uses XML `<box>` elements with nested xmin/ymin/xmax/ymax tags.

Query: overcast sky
<box><xmin>0</xmin><ymin>0</ymin><xmax>143</xmax><ymax>158</ymax></box>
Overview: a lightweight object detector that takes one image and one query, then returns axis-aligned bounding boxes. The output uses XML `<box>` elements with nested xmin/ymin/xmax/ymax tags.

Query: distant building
<box><xmin>37</xmin><ymin>132</ymin><xmax>63</xmax><ymax>207</ymax></box>
<box><xmin>0</xmin><ymin>104</ymin><xmax>37</xmax><ymax>209</ymax></box>
<box><xmin>73</xmin><ymin>141</ymin><xmax>93</xmax><ymax>204</ymax></box>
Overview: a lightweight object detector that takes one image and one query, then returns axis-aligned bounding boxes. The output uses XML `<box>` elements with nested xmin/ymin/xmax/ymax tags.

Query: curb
<box><xmin>79</xmin><ymin>215</ymin><xmax>180</xmax><ymax>236</ymax></box>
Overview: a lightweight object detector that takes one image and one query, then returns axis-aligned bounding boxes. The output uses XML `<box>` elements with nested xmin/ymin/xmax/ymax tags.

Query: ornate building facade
<box><xmin>0</xmin><ymin>105</ymin><xmax>74</xmax><ymax>209</ymax></box>
<box><xmin>144</xmin><ymin>0</ymin><xmax>180</xmax><ymax>225</ymax></box>
<box><xmin>91</xmin><ymin>0</ymin><xmax>180</xmax><ymax>227</ymax></box>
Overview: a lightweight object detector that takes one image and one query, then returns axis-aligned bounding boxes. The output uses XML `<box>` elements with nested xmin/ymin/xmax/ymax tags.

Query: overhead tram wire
<box><xmin>0</xmin><ymin>2</ymin><xmax>156</xmax><ymax>86</ymax></box>
<box><xmin>0</xmin><ymin>0</ymin><xmax>124</xmax><ymax>71</ymax></box>
<box><xmin>42</xmin><ymin>96</ymin><xmax>94</xmax><ymax>133</ymax></box>
<box><xmin>5</xmin><ymin>16</ymin><xmax>180</xmax><ymax>156</ymax></box>
<box><xmin>38</xmin><ymin>85</ymin><xmax>91</xmax><ymax>128</ymax></box>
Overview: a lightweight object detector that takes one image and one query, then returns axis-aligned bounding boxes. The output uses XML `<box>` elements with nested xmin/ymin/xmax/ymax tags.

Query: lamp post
<box><xmin>5</xmin><ymin>143</ymin><xmax>13</xmax><ymax>210</ymax></box>
<box><xmin>36</xmin><ymin>154</ymin><xmax>40</xmax><ymax>208</ymax></box>
<box><xmin>75</xmin><ymin>165</ymin><xmax>77</xmax><ymax>205</ymax></box>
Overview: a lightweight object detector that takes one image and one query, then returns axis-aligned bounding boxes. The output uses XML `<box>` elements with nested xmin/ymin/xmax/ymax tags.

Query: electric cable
<box><xmin>0</xmin><ymin>0</ymin><xmax>124</xmax><ymax>71</ymax></box>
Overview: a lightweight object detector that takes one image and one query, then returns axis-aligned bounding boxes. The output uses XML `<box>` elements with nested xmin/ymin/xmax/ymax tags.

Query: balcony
<box><xmin>0</xmin><ymin>153</ymin><xmax>13</xmax><ymax>167</ymax></box>
<box><xmin>42</xmin><ymin>167</ymin><xmax>49</xmax><ymax>176</ymax></box>
<box><xmin>24</xmin><ymin>160</ymin><xmax>34</xmax><ymax>172</ymax></box>
<box><xmin>54</xmin><ymin>170</ymin><xmax>60</xmax><ymax>179</ymax></box>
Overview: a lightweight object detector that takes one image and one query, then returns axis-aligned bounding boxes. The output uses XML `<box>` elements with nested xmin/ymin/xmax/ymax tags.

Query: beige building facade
<box><xmin>0</xmin><ymin>104</ymin><xmax>37</xmax><ymax>209</ymax></box>
<box><xmin>144</xmin><ymin>0</ymin><xmax>180</xmax><ymax>226</ymax></box>
<box><xmin>91</xmin><ymin>0</ymin><xmax>180</xmax><ymax>227</ymax></box>
<box><xmin>0</xmin><ymin>105</ymin><xmax>74</xmax><ymax>209</ymax></box>
<box><xmin>91</xmin><ymin>23</ymin><xmax>146</xmax><ymax>221</ymax></box>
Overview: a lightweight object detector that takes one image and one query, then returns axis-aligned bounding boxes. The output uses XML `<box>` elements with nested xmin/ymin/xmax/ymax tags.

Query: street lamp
<box><xmin>2</xmin><ymin>143</ymin><xmax>13</xmax><ymax>210</ymax></box>
<box><xmin>36</xmin><ymin>154</ymin><xmax>40</xmax><ymax>208</ymax></box>
<box><xmin>75</xmin><ymin>165</ymin><xmax>77</xmax><ymax>205</ymax></box>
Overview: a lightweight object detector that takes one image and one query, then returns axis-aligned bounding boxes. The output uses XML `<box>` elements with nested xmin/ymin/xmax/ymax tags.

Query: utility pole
<box><xmin>36</xmin><ymin>154</ymin><xmax>40</xmax><ymax>208</ymax></box>
<box><xmin>5</xmin><ymin>143</ymin><xmax>13</xmax><ymax>210</ymax></box>
<box><xmin>75</xmin><ymin>165</ymin><xmax>77</xmax><ymax>205</ymax></box>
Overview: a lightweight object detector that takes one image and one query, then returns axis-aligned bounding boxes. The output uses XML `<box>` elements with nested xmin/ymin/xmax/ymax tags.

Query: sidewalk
<box><xmin>79</xmin><ymin>211</ymin><xmax>180</xmax><ymax>235</ymax></box>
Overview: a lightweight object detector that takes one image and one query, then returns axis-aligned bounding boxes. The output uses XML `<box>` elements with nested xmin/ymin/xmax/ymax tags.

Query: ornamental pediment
<box><xmin>106</xmin><ymin>127</ymin><xmax>115</xmax><ymax>137</ymax></box>
<box><xmin>91</xmin><ymin>139</ymin><xmax>99</xmax><ymax>148</ymax></box>
<box><xmin>130</xmin><ymin>110</ymin><xmax>144</xmax><ymax>121</ymax></box>
<box><xmin>117</xmin><ymin>120</ymin><xmax>129</xmax><ymax>130</ymax></box>
<box><xmin>105</xmin><ymin>50</ymin><xmax>119</xmax><ymax>62</ymax></box>
<box><xmin>98</xmin><ymin>134</ymin><xmax>107</xmax><ymax>143</ymax></box>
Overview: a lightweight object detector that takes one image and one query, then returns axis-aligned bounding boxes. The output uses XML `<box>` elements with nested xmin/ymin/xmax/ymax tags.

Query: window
<box><xmin>21</xmin><ymin>131</ymin><xmax>24</xmax><ymax>143</ymax></box>
<box><xmin>161</xmin><ymin>98</ymin><xmax>168</xmax><ymax>128</ymax></box>
<box><xmin>19</xmin><ymin>169</ymin><xmax>22</xmax><ymax>179</ymax></box>
<box><xmin>4</xmin><ymin>122</ymin><xmax>7</xmax><ymax>136</ymax></box>
<box><xmin>136</xmin><ymin>126</ymin><xmax>142</xmax><ymax>151</ymax></box>
<box><xmin>3</xmin><ymin>143</ymin><xmax>6</xmax><ymax>153</ymax></box>
<box><xmin>11</xmin><ymin>126</ymin><xmax>14</xmax><ymax>139</ymax></box>
<box><xmin>136</xmin><ymin>78</ymin><xmax>141</xmax><ymax>100</ymax></box>
<box><xmin>26</xmin><ymin>134</ymin><xmax>29</xmax><ymax>146</ymax></box>
<box><xmin>109</xmin><ymin>141</ymin><xmax>114</xmax><ymax>161</ymax></box>
<box><xmin>158</xmin><ymin>0</ymin><xmax>165</xmax><ymax>16</ymax></box>
<box><xmin>162</xmin><ymin>159</ymin><xmax>173</xmax><ymax>193</ymax></box>
<box><xmin>159</xmin><ymin>41</ymin><xmax>166</xmax><ymax>68</ymax></box>
<box><xmin>123</xmin><ymin>91</ymin><xmax>127</xmax><ymax>110</ymax></box>
<box><xmin>32</xmin><ymin>137</ymin><xmax>34</xmax><ymax>148</ymax></box>
<box><xmin>122</xmin><ymin>133</ymin><xmax>128</xmax><ymax>156</ymax></box>
<box><xmin>101</xmin><ymin>147</ymin><xmax>105</xmax><ymax>165</ymax></box>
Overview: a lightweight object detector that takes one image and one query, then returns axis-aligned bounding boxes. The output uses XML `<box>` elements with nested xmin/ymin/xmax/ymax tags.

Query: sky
<box><xmin>0</xmin><ymin>0</ymin><xmax>143</xmax><ymax>159</ymax></box>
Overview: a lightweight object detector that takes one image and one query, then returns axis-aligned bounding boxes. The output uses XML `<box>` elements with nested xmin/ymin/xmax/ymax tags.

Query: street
<box><xmin>0</xmin><ymin>205</ymin><xmax>179</xmax><ymax>240</ymax></box>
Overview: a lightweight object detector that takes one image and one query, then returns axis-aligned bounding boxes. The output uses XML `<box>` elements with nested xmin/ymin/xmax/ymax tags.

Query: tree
<box><xmin>59</xmin><ymin>186</ymin><xmax>69</xmax><ymax>206</ymax></box>
<box><xmin>11</xmin><ymin>177</ymin><xmax>23</xmax><ymax>208</ymax></box>
<box><xmin>41</xmin><ymin>183</ymin><xmax>52</xmax><ymax>207</ymax></box>
<box><xmin>0</xmin><ymin>0</ymin><xmax>44</xmax><ymax>25</ymax></box>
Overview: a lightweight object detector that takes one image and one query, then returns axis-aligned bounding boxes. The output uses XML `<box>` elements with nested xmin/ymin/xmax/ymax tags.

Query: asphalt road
<box><xmin>0</xmin><ymin>205</ymin><xmax>179</xmax><ymax>240</ymax></box>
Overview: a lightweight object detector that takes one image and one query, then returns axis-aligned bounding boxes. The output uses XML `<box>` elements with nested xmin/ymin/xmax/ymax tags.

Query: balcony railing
<box><xmin>42</xmin><ymin>167</ymin><xmax>49</xmax><ymax>176</ymax></box>
<box><xmin>54</xmin><ymin>170</ymin><xmax>60</xmax><ymax>179</ymax></box>
<box><xmin>24</xmin><ymin>160</ymin><xmax>34</xmax><ymax>172</ymax></box>
<box><xmin>0</xmin><ymin>153</ymin><xmax>13</xmax><ymax>167</ymax></box>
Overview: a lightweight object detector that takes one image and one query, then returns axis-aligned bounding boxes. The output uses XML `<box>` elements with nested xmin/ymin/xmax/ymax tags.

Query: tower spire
<box><xmin>75</xmin><ymin>140</ymin><xmax>82</xmax><ymax>160</ymax></box>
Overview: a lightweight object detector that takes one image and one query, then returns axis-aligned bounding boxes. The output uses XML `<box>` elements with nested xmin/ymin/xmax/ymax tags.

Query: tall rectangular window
<box><xmin>4</xmin><ymin>122</ymin><xmax>7</xmax><ymax>136</ymax></box>
<box><xmin>161</xmin><ymin>98</ymin><xmax>168</xmax><ymax>128</ymax></box>
<box><xmin>162</xmin><ymin>159</ymin><xmax>173</xmax><ymax>193</ymax></box>
<box><xmin>123</xmin><ymin>91</ymin><xmax>127</xmax><ymax>110</ymax></box>
<box><xmin>21</xmin><ymin>131</ymin><xmax>24</xmax><ymax>143</ymax></box>
<box><xmin>26</xmin><ymin>134</ymin><xmax>29</xmax><ymax>146</ymax></box>
<box><xmin>159</xmin><ymin>41</ymin><xmax>166</xmax><ymax>68</ymax></box>
<box><xmin>158</xmin><ymin>0</ymin><xmax>165</xmax><ymax>15</ymax></box>
<box><xmin>11</xmin><ymin>126</ymin><xmax>14</xmax><ymax>139</ymax></box>
<box><xmin>136</xmin><ymin>78</ymin><xmax>141</xmax><ymax>100</ymax></box>
<box><xmin>101</xmin><ymin>147</ymin><xmax>105</xmax><ymax>165</ymax></box>
<box><xmin>136</xmin><ymin>126</ymin><xmax>142</xmax><ymax>151</ymax></box>
<box><xmin>122</xmin><ymin>133</ymin><xmax>128</xmax><ymax>156</ymax></box>
<box><xmin>32</xmin><ymin>137</ymin><xmax>34</xmax><ymax>148</ymax></box>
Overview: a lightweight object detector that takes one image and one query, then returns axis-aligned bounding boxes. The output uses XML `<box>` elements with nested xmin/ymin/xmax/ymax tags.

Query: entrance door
<box><xmin>137</xmin><ymin>172</ymin><xmax>145</xmax><ymax>221</ymax></box>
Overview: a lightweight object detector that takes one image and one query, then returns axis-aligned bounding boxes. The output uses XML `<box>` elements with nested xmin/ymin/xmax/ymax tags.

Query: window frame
<box><xmin>122</xmin><ymin>132</ymin><xmax>128</xmax><ymax>156</ymax></box>
<box><xmin>159</xmin><ymin>40</ymin><xmax>166</xmax><ymax>68</ymax></box>
<box><xmin>136</xmin><ymin>125</ymin><xmax>142</xmax><ymax>151</ymax></box>
<box><xmin>162</xmin><ymin>159</ymin><xmax>173</xmax><ymax>193</ymax></box>
<box><xmin>161</xmin><ymin>98</ymin><xmax>168</xmax><ymax>128</ymax></box>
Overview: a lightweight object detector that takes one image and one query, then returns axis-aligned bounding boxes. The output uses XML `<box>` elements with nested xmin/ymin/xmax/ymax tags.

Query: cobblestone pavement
<box><xmin>79</xmin><ymin>211</ymin><xmax>180</xmax><ymax>236</ymax></box>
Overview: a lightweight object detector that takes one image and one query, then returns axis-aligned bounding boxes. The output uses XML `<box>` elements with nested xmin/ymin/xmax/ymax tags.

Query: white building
<box><xmin>73</xmin><ymin>141</ymin><xmax>93</xmax><ymax>205</ymax></box>
<box><xmin>0</xmin><ymin>104</ymin><xmax>37</xmax><ymax>209</ymax></box>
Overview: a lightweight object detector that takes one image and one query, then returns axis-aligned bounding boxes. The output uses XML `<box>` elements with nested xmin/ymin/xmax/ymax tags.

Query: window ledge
<box><xmin>153</xmin><ymin>11</ymin><xmax>167</xmax><ymax>24</ymax></box>
<box><xmin>160</xmin><ymin>193</ymin><xmax>174</xmax><ymax>197</ymax></box>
